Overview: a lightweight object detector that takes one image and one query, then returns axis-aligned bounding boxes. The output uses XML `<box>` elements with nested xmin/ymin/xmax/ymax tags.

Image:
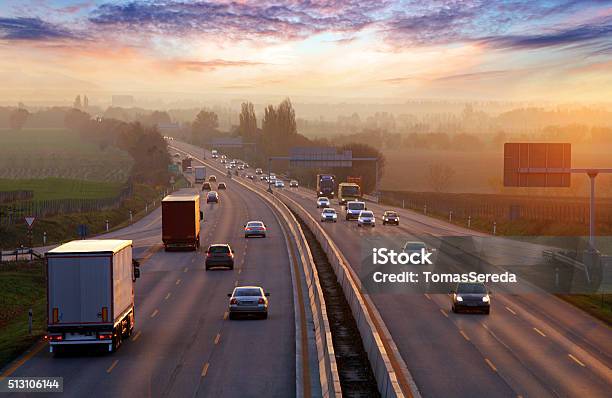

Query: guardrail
<box><xmin>274</xmin><ymin>192</ymin><xmax>420</xmax><ymax>398</ymax></box>
<box><xmin>171</xmin><ymin>144</ymin><xmax>341</xmax><ymax>398</ymax></box>
<box><xmin>0</xmin><ymin>248</ymin><xmax>43</xmax><ymax>262</ymax></box>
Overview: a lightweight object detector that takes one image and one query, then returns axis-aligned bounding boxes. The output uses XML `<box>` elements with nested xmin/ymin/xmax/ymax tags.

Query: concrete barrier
<box><xmin>275</xmin><ymin>192</ymin><xmax>421</xmax><ymax>398</ymax></box>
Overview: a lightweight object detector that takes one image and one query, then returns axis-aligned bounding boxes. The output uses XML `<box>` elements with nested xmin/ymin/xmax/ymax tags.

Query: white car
<box><xmin>289</xmin><ymin>180</ymin><xmax>299</xmax><ymax>188</ymax></box>
<box><xmin>357</xmin><ymin>210</ymin><xmax>375</xmax><ymax>227</ymax></box>
<box><xmin>402</xmin><ymin>241</ymin><xmax>435</xmax><ymax>256</ymax></box>
<box><xmin>275</xmin><ymin>180</ymin><xmax>285</xmax><ymax>188</ymax></box>
<box><xmin>255</xmin><ymin>168</ymin><xmax>263</xmax><ymax>175</ymax></box>
<box><xmin>316</xmin><ymin>197</ymin><xmax>330</xmax><ymax>208</ymax></box>
<box><xmin>320</xmin><ymin>208</ymin><xmax>337</xmax><ymax>222</ymax></box>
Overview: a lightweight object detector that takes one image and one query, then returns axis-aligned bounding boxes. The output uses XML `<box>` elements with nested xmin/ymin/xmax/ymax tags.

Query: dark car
<box><xmin>209</xmin><ymin>175</ymin><xmax>217</xmax><ymax>182</ymax></box>
<box><xmin>451</xmin><ymin>282</ymin><xmax>491</xmax><ymax>314</ymax></box>
<box><xmin>382</xmin><ymin>211</ymin><xmax>399</xmax><ymax>225</ymax></box>
<box><xmin>206</xmin><ymin>191</ymin><xmax>219</xmax><ymax>203</ymax></box>
<box><xmin>202</xmin><ymin>182</ymin><xmax>212</xmax><ymax>191</ymax></box>
<box><xmin>218</xmin><ymin>182</ymin><xmax>227</xmax><ymax>190</ymax></box>
<box><xmin>205</xmin><ymin>244</ymin><xmax>234</xmax><ymax>270</ymax></box>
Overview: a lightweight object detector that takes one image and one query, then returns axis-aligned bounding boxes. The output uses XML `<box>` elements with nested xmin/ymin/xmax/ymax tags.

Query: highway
<box><xmin>176</xmin><ymin>141</ymin><xmax>612</xmax><ymax>398</ymax></box>
<box><xmin>4</xmin><ymin>176</ymin><xmax>297</xmax><ymax>397</ymax></box>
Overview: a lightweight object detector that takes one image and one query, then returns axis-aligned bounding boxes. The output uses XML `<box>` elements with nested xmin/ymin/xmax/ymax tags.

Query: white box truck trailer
<box><xmin>45</xmin><ymin>239</ymin><xmax>141</xmax><ymax>353</ymax></box>
<box><xmin>194</xmin><ymin>166</ymin><xmax>206</xmax><ymax>183</ymax></box>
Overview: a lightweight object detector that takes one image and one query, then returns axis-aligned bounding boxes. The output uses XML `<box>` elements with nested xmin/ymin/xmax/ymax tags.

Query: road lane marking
<box><xmin>201</xmin><ymin>363</ymin><xmax>209</xmax><ymax>377</ymax></box>
<box><xmin>0</xmin><ymin>340</ymin><xmax>47</xmax><ymax>378</ymax></box>
<box><xmin>191</xmin><ymin>258</ymin><xmax>195</xmax><ymax>263</ymax></box>
<box><xmin>484</xmin><ymin>358</ymin><xmax>497</xmax><ymax>372</ymax></box>
<box><xmin>223</xmin><ymin>311</ymin><xmax>228</xmax><ymax>320</ymax></box>
<box><xmin>533</xmin><ymin>327</ymin><xmax>546</xmax><ymax>337</ymax></box>
<box><xmin>459</xmin><ymin>330</ymin><xmax>470</xmax><ymax>341</ymax></box>
<box><xmin>165</xmin><ymin>292</ymin><xmax>171</xmax><ymax>300</ymax></box>
<box><xmin>424</xmin><ymin>293</ymin><xmax>431</xmax><ymax>300</ymax></box>
<box><xmin>505</xmin><ymin>306</ymin><xmax>517</xmax><ymax>315</ymax></box>
<box><xmin>568</xmin><ymin>354</ymin><xmax>586</xmax><ymax>367</ymax></box>
<box><xmin>482</xmin><ymin>323</ymin><xmax>489</xmax><ymax>330</ymax></box>
<box><xmin>131</xmin><ymin>331</ymin><xmax>142</xmax><ymax>342</ymax></box>
<box><xmin>238</xmin><ymin>269</ymin><xmax>242</xmax><ymax>274</ymax></box>
<box><xmin>176</xmin><ymin>279</ymin><xmax>182</xmax><ymax>285</ymax></box>
<box><xmin>214</xmin><ymin>334</ymin><xmax>221</xmax><ymax>345</ymax></box>
<box><xmin>150</xmin><ymin>309</ymin><xmax>159</xmax><ymax>318</ymax></box>
<box><xmin>234</xmin><ymin>280</ymin><xmax>238</xmax><ymax>287</ymax></box>
<box><xmin>106</xmin><ymin>360</ymin><xmax>119</xmax><ymax>374</ymax></box>
<box><xmin>184</xmin><ymin>267</ymin><xmax>188</xmax><ymax>272</ymax></box>
<box><xmin>439</xmin><ymin>308</ymin><xmax>449</xmax><ymax>318</ymax></box>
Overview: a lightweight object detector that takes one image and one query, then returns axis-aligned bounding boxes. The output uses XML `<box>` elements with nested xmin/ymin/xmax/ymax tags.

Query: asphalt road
<box><xmin>5</xmin><ymin>176</ymin><xmax>296</xmax><ymax>397</ymax></box>
<box><xmin>178</xmin><ymin>141</ymin><xmax>612</xmax><ymax>398</ymax></box>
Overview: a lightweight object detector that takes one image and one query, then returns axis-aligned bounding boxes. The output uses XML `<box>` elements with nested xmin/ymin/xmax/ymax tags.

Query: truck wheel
<box><xmin>229</xmin><ymin>313</ymin><xmax>236</xmax><ymax>320</ymax></box>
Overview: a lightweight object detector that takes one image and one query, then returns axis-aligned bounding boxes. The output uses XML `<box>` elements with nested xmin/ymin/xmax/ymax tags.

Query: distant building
<box><xmin>112</xmin><ymin>95</ymin><xmax>134</xmax><ymax>107</ymax></box>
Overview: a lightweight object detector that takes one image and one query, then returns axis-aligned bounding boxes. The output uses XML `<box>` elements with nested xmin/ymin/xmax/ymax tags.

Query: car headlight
<box><xmin>456</xmin><ymin>296</ymin><xmax>463</xmax><ymax>302</ymax></box>
<box><xmin>482</xmin><ymin>296</ymin><xmax>490</xmax><ymax>303</ymax></box>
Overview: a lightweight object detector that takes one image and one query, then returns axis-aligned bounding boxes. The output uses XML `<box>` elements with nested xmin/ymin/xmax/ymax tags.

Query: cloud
<box><xmin>88</xmin><ymin>0</ymin><xmax>389</xmax><ymax>41</ymax></box>
<box><xmin>480</xmin><ymin>17</ymin><xmax>612</xmax><ymax>50</ymax></box>
<box><xmin>162</xmin><ymin>58</ymin><xmax>266</xmax><ymax>72</ymax></box>
<box><xmin>0</xmin><ymin>17</ymin><xmax>77</xmax><ymax>41</ymax></box>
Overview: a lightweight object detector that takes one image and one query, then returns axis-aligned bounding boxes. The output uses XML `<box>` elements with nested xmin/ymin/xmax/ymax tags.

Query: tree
<box><xmin>83</xmin><ymin>95</ymin><xmax>89</xmax><ymax>109</ymax></box>
<box><xmin>428</xmin><ymin>162</ymin><xmax>455</xmax><ymax>192</ymax></box>
<box><xmin>9</xmin><ymin>108</ymin><xmax>29</xmax><ymax>130</ymax></box>
<box><xmin>73</xmin><ymin>95</ymin><xmax>82</xmax><ymax>109</ymax></box>
<box><xmin>238</xmin><ymin>102</ymin><xmax>257</xmax><ymax>138</ymax></box>
<box><xmin>262</xmin><ymin>98</ymin><xmax>297</xmax><ymax>155</ymax></box>
<box><xmin>64</xmin><ymin>109</ymin><xmax>91</xmax><ymax>131</ymax></box>
<box><xmin>143</xmin><ymin>110</ymin><xmax>171</xmax><ymax>127</ymax></box>
<box><xmin>192</xmin><ymin>109</ymin><xmax>219</xmax><ymax>145</ymax></box>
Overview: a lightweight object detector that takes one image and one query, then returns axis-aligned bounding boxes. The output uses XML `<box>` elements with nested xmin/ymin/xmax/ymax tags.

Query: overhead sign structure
<box><xmin>504</xmin><ymin>143</ymin><xmax>571</xmax><ymax>187</ymax></box>
<box><xmin>210</xmin><ymin>137</ymin><xmax>245</xmax><ymax>148</ymax></box>
<box><xmin>25</xmin><ymin>216</ymin><xmax>35</xmax><ymax>228</ymax></box>
<box><xmin>289</xmin><ymin>147</ymin><xmax>353</xmax><ymax>168</ymax></box>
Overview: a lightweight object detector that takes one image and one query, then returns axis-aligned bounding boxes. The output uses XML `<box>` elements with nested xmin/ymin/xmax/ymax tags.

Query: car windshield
<box><xmin>247</xmin><ymin>222</ymin><xmax>263</xmax><ymax>227</ymax></box>
<box><xmin>342</xmin><ymin>186</ymin><xmax>360</xmax><ymax>195</ymax></box>
<box><xmin>235</xmin><ymin>288</ymin><xmax>262</xmax><ymax>297</ymax></box>
<box><xmin>219</xmin><ymin>183</ymin><xmax>226</xmax><ymax>187</ymax></box>
<box><xmin>318</xmin><ymin>197</ymin><xmax>328</xmax><ymax>202</ymax></box>
<box><xmin>207</xmin><ymin>192</ymin><xmax>216</xmax><ymax>197</ymax></box>
<box><xmin>457</xmin><ymin>283</ymin><xmax>487</xmax><ymax>294</ymax></box>
<box><xmin>348</xmin><ymin>202</ymin><xmax>365</xmax><ymax>210</ymax></box>
<box><xmin>405</xmin><ymin>242</ymin><xmax>426</xmax><ymax>251</ymax></box>
<box><xmin>386</xmin><ymin>212</ymin><xmax>397</xmax><ymax>217</ymax></box>
<box><xmin>323</xmin><ymin>209</ymin><xmax>335</xmax><ymax>214</ymax></box>
<box><xmin>360</xmin><ymin>211</ymin><xmax>373</xmax><ymax>217</ymax></box>
<box><xmin>209</xmin><ymin>245</ymin><xmax>229</xmax><ymax>253</ymax></box>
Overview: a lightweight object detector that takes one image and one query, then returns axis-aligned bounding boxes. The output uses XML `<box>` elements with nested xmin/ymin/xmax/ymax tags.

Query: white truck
<box><xmin>194</xmin><ymin>166</ymin><xmax>207</xmax><ymax>183</ymax></box>
<box><xmin>45</xmin><ymin>240</ymin><xmax>140</xmax><ymax>354</ymax></box>
<box><xmin>345</xmin><ymin>200</ymin><xmax>366</xmax><ymax>220</ymax></box>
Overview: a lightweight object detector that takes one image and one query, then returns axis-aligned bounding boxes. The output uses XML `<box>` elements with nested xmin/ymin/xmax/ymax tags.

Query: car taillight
<box><xmin>245</xmin><ymin>228</ymin><xmax>252</xmax><ymax>231</ymax></box>
<box><xmin>258</xmin><ymin>298</ymin><xmax>265</xmax><ymax>304</ymax></box>
<box><xmin>206</xmin><ymin>252</ymin><xmax>212</xmax><ymax>257</ymax></box>
<box><xmin>98</xmin><ymin>332</ymin><xmax>113</xmax><ymax>340</ymax></box>
<box><xmin>230</xmin><ymin>298</ymin><xmax>237</xmax><ymax>305</ymax></box>
<box><xmin>46</xmin><ymin>334</ymin><xmax>63</xmax><ymax>341</ymax></box>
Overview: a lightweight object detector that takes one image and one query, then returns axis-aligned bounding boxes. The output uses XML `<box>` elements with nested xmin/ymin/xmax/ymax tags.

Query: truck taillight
<box><xmin>46</xmin><ymin>334</ymin><xmax>63</xmax><ymax>341</ymax></box>
<box><xmin>258</xmin><ymin>298</ymin><xmax>265</xmax><ymax>304</ymax></box>
<box><xmin>206</xmin><ymin>252</ymin><xmax>212</xmax><ymax>257</ymax></box>
<box><xmin>98</xmin><ymin>332</ymin><xmax>113</xmax><ymax>340</ymax></box>
<box><xmin>102</xmin><ymin>307</ymin><xmax>108</xmax><ymax>322</ymax></box>
<box><xmin>230</xmin><ymin>298</ymin><xmax>237</xmax><ymax>305</ymax></box>
<box><xmin>52</xmin><ymin>308</ymin><xmax>59</xmax><ymax>324</ymax></box>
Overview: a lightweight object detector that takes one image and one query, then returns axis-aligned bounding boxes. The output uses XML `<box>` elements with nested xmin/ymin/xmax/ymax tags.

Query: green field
<box><xmin>0</xmin><ymin>261</ymin><xmax>46</xmax><ymax>368</ymax></box>
<box><xmin>0</xmin><ymin>128</ymin><xmax>133</xmax><ymax>182</ymax></box>
<box><xmin>0</xmin><ymin>178</ymin><xmax>123</xmax><ymax>201</ymax></box>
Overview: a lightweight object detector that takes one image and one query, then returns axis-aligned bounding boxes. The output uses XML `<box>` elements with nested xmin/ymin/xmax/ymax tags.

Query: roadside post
<box><xmin>25</xmin><ymin>216</ymin><xmax>35</xmax><ymax>250</ymax></box>
<box><xmin>28</xmin><ymin>308</ymin><xmax>32</xmax><ymax>335</ymax></box>
<box><xmin>105</xmin><ymin>219</ymin><xmax>110</xmax><ymax>231</ymax></box>
<box><xmin>43</xmin><ymin>232</ymin><xmax>47</xmax><ymax>245</ymax></box>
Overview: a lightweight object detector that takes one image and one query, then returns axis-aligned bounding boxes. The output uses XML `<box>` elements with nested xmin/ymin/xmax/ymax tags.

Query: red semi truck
<box><xmin>162</xmin><ymin>194</ymin><xmax>203</xmax><ymax>250</ymax></box>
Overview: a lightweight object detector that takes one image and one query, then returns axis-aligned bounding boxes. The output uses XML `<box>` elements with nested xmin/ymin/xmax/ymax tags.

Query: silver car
<box><xmin>357</xmin><ymin>210</ymin><xmax>375</xmax><ymax>227</ymax></box>
<box><xmin>320</xmin><ymin>208</ymin><xmax>337</xmax><ymax>222</ymax></box>
<box><xmin>244</xmin><ymin>221</ymin><xmax>267</xmax><ymax>238</ymax></box>
<box><xmin>316</xmin><ymin>197</ymin><xmax>330</xmax><ymax>208</ymax></box>
<box><xmin>228</xmin><ymin>286</ymin><xmax>270</xmax><ymax>319</ymax></box>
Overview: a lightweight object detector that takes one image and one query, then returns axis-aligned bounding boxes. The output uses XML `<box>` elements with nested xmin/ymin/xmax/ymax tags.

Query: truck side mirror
<box><xmin>200</xmin><ymin>211</ymin><xmax>204</xmax><ymax>220</ymax></box>
<box><xmin>227</xmin><ymin>293</ymin><xmax>232</xmax><ymax>297</ymax></box>
<box><xmin>134</xmin><ymin>267</ymin><xmax>141</xmax><ymax>279</ymax></box>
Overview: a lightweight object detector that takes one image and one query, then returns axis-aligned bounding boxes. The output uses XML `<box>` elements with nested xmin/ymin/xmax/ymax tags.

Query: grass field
<box><xmin>0</xmin><ymin>128</ymin><xmax>133</xmax><ymax>182</ymax></box>
<box><xmin>0</xmin><ymin>178</ymin><xmax>123</xmax><ymax>201</ymax></box>
<box><xmin>0</xmin><ymin>261</ymin><xmax>46</xmax><ymax>368</ymax></box>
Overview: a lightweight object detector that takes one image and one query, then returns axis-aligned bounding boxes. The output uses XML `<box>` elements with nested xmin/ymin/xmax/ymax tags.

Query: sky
<box><xmin>0</xmin><ymin>0</ymin><xmax>611</xmax><ymax>105</ymax></box>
